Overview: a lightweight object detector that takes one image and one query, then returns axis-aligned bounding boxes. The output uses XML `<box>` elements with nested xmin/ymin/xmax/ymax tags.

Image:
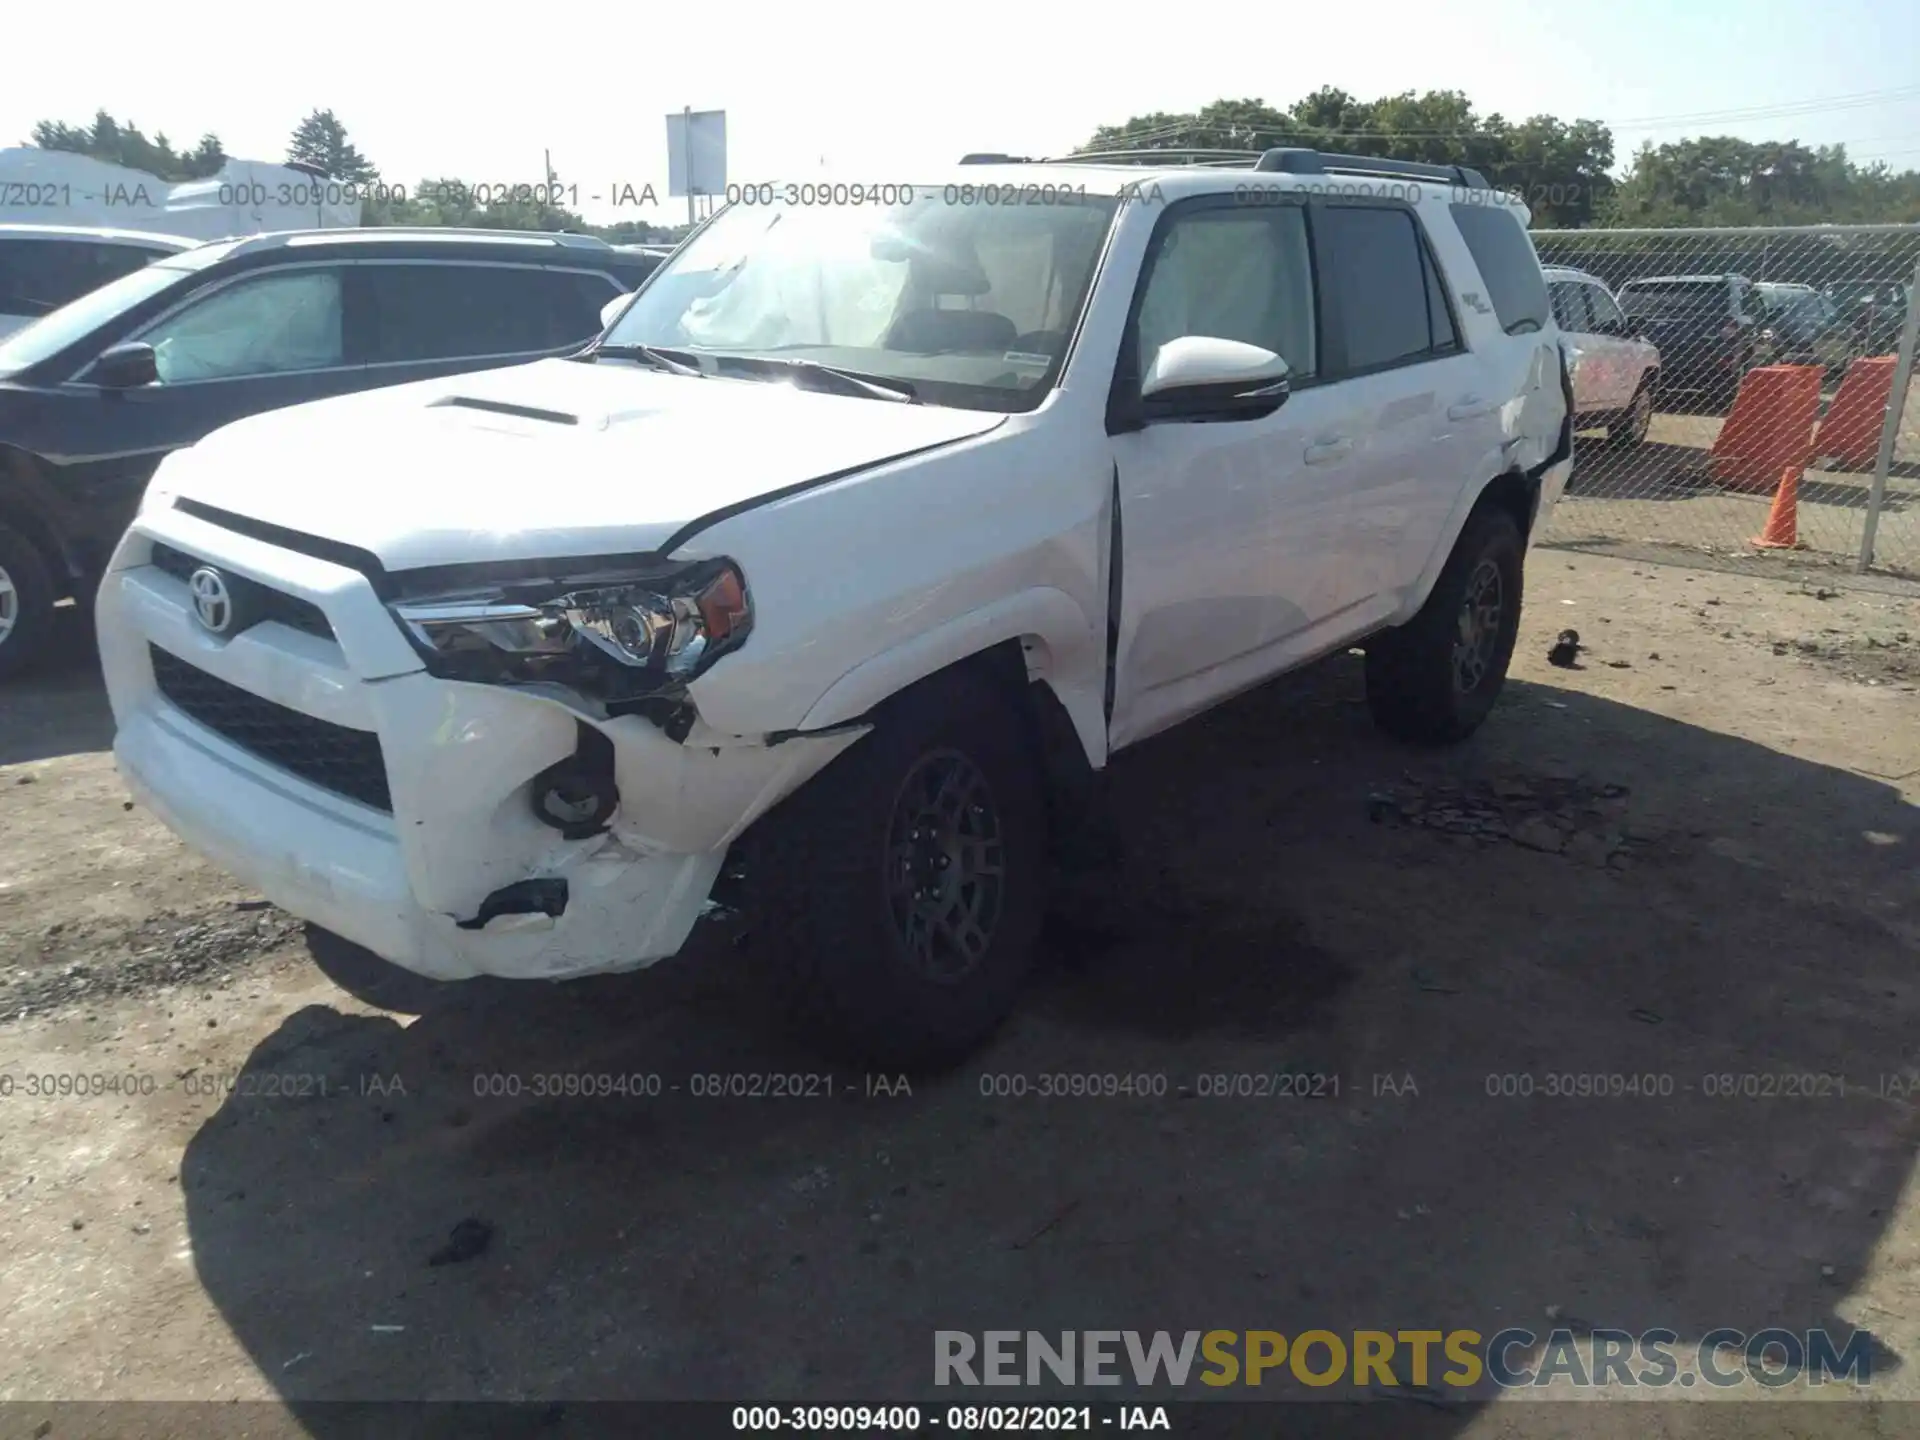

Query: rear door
<box><xmin>351</xmin><ymin>261</ymin><xmax>623</xmax><ymax>386</ymax></box>
<box><xmin>1314</xmin><ymin>200</ymin><xmax>1493</xmax><ymax>615</ymax></box>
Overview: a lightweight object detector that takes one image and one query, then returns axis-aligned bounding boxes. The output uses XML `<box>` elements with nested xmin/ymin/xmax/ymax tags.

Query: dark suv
<box><xmin>0</xmin><ymin>223</ymin><xmax>196</xmax><ymax>341</ymax></box>
<box><xmin>1615</xmin><ymin>273</ymin><xmax>1770</xmax><ymax>407</ymax></box>
<box><xmin>0</xmin><ymin>228</ymin><xmax>661</xmax><ymax>675</ymax></box>
<box><xmin>1829</xmin><ymin>281</ymin><xmax>1912</xmax><ymax>360</ymax></box>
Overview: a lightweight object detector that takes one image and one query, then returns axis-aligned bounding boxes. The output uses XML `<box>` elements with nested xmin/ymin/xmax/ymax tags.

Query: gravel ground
<box><xmin>0</xmin><ymin>552</ymin><xmax>1917</xmax><ymax>1439</ymax></box>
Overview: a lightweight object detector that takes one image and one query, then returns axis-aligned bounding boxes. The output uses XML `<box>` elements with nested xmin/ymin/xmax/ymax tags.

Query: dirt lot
<box><xmin>2</xmin><ymin>551</ymin><xmax>1918</xmax><ymax>1437</ymax></box>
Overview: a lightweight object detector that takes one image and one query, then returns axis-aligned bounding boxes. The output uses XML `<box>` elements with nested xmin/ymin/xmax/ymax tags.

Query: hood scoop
<box><xmin>432</xmin><ymin>395</ymin><xmax>580</xmax><ymax>426</ymax></box>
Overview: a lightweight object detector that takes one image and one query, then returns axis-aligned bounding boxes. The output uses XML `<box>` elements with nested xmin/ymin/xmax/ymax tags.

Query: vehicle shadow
<box><xmin>1565</xmin><ymin>440</ymin><xmax>1720</xmax><ymax>501</ymax></box>
<box><xmin>1570</xmin><ymin>443</ymin><xmax>1917</xmax><ymax>516</ymax></box>
<box><xmin>177</xmin><ymin>653</ymin><xmax>1919</xmax><ymax>1434</ymax></box>
<box><xmin>0</xmin><ymin>606</ymin><xmax>112</xmax><ymax>766</ymax></box>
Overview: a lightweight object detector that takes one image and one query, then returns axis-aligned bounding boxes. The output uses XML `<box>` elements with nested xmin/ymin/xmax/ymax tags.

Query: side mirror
<box><xmin>599</xmin><ymin>294</ymin><xmax>632</xmax><ymax>331</ymax></box>
<box><xmin>93</xmin><ymin>341</ymin><xmax>158</xmax><ymax>389</ymax></box>
<box><xmin>1138</xmin><ymin>336</ymin><xmax>1290</xmax><ymax>418</ymax></box>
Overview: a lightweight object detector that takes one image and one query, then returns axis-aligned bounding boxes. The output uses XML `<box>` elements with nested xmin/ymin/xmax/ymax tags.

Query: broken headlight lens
<box><xmin>390</xmin><ymin>561</ymin><xmax>752</xmax><ymax>703</ymax></box>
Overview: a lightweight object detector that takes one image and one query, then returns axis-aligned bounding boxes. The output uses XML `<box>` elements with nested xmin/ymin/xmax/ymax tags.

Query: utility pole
<box><xmin>684</xmin><ymin>105</ymin><xmax>696</xmax><ymax>229</ymax></box>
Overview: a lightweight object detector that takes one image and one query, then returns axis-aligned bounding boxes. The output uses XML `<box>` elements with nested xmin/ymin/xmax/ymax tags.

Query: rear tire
<box><xmin>1606</xmin><ymin>380</ymin><xmax>1655</xmax><ymax>448</ymax></box>
<box><xmin>1365</xmin><ymin>507</ymin><xmax>1525</xmax><ymax>746</ymax></box>
<box><xmin>749</xmin><ymin>662</ymin><xmax>1048</xmax><ymax>1071</ymax></box>
<box><xmin>0</xmin><ymin>524</ymin><xmax>58</xmax><ymax>682</ymax></box>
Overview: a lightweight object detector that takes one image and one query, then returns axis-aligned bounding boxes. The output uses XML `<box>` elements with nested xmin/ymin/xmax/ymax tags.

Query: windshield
<box><xmin>0</xmin><ymin>237</ymin><xmax>178</xmax><ymax>321</ymax></box>
<box><xmin>601</xmin><ymin>189</ymin><xmax>1119</xmax><ymax>411</ymax></box>
<box><xmin>1618</xmin><ymin>281</ymin><xmax>1729</xmax><ymax>318</ymax></box>
<box><xmin>1612</xmin><ymin>278</ymin><xmax>1735</xmax><ymax>318</ymax></box>
<box><xmin>0</xmin><ymin>260</ymin><xmax>194</xmax><ymax>374</ymax></box>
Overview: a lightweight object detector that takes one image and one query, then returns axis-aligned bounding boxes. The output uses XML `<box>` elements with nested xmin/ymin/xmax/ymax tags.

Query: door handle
<box><xmin>1303</xmin><ymin>437</ymin><xmax>1352</xmax><ymax>465</ymax></box>
<box><xmin>1448</xmin><ymin>396</ymin><xmax>1499</xmax><ymax>420</ymax></box>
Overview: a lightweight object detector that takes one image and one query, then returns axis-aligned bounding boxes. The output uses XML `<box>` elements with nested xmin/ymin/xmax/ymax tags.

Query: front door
<box><xmin>1106</xmin><ymin>197</ymin><xmax>1366</xmax><ymax>748</ymax></box>
<box><xmin>48</xmin><ymin>263</ymin><xmax>367</xmax><ymax>556</ymax></box>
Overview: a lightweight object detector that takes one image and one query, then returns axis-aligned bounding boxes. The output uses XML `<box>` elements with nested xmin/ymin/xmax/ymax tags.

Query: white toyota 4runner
<box><xmin>98</xmin><ymin>149</ymin><xmax>1573</xmax><ymax>1067</ymax></box>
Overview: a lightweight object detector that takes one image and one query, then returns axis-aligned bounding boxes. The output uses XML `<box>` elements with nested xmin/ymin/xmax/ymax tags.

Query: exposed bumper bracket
<box><xmin>456</xmin><ymin>877</ymin><xmax>570</xmax><ymax>931</ymax></box>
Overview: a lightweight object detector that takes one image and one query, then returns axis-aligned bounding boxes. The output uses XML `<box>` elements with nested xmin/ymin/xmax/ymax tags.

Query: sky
<box><xmin>5</xmin><ymin>0</ymin><xmax>1917</xmax><ymax>226</ymax></box>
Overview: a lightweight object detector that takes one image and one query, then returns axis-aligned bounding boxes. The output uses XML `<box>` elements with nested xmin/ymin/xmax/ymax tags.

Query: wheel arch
<box><xmin>793</xmin><ymin>587</ymin><xmax>1109</xmax><ymax>771</ymax></box>
<box><xmin>1393</xmin><ymin>466</ymin><xmax>1539</xmax><ymax>628</ymax></box>
<box><xmin>0</xmin><ymin>448</ymin><xmax>79</xmax><ymax>596</ymax></box>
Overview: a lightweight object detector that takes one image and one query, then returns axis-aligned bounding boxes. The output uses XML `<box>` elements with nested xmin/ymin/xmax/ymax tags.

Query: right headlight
<box><xmin>390</xmin><ymin>559</ymin><xmax>752</xmax><ymax>708</ymax></box>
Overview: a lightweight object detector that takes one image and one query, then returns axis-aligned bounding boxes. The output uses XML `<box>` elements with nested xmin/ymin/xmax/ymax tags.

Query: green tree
<box><xmin>181</xmin><ymin>134</ymin><xmax>227</xmax><ymax>179</ymax></box>
<box><xmin>27</xmin><ymin>109</ymin><xmax>226</xmax><ymax>181</ymax></box>
<box><xmin>286</xmin><ymin>108</ymin><xmax>376</xmax><ymax>184</ymax></box>
<box><xmin>1606</xmin><ymin>137</ymin><xmax>1920</xmax><ymax>226</ymax></box>
<box><xmin>1083</xmin><ymin>88</ymin><xmax>1617</xmax><ymax>226</ymax></box>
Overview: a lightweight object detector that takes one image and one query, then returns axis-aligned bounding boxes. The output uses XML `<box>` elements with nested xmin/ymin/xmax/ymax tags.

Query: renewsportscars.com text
<box><xmin>934</xmin><ymin>1328</ymin><xmax>1874</xmax><ymax>1391</ymax></box>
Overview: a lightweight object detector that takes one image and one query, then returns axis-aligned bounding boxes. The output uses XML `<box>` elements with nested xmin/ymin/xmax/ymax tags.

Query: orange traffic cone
<box><xmin>1751</xmin><ymin>464</ymin><xmax>1803</xmax><ymax>549</ymax></box>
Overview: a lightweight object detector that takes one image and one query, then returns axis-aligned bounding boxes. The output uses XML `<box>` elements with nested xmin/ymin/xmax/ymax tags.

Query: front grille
<box><xmin>149</xmin><ymin>542</ymin><xmax>335</xmax><ymax>640</ymax></box>
<box><xmin>150</xmin><ymin>645</ymin><xmax>392</xmax><ymax>812</ymax></box>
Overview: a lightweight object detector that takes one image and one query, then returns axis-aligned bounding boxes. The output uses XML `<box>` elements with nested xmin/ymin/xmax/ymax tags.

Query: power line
<box><xmin>1607</xmin><ymin>84</ymin><xmax>1920</xmax><ymax>127</ymax></box>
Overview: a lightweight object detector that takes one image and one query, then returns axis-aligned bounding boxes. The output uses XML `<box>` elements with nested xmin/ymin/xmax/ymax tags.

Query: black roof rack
<box><xmin>957</xmin><ymin>145</ymin><xmax>1491</xmax><ymax>189</ymax></box>
<box><xmin>1254</xmin><ymin>147</ymin><xmax>1488</xmax><ymax>189</ymax></box>
<box><xmin>1050</xmin><ymin>147</ymin><xmax>1266</xmax><ymax>168</ymax></box>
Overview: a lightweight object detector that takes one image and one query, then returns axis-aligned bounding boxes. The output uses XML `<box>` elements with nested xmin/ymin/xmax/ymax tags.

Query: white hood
<box><xmin>151</xmin><ymin>358</ymin><xmax>1008</xmax><ymax>571</ymax></box>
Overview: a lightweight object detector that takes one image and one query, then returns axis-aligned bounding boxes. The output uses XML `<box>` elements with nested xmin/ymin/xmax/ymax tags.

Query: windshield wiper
<box><xmin>722</xmin><ymin>355</ymin><xmax>919</xmax><ymax>403</ymax></box>
<box><xmin>586</xmin><ymin>342</ymin><xmax>706</xmax><ymax>377</ymax></box>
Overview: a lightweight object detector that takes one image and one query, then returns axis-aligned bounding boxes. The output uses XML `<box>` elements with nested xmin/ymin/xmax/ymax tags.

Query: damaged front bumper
<box><xmin>99</xmin><ymin>522</ymin><xmax>863</xmax><ymax>982</ymax></box>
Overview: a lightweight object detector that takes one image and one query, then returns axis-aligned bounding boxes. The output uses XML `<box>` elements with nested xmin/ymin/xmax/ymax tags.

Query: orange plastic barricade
<box><xmin>1814</xmin><ymin>356</ymin><xmax>1897</xmax><ymax>472</ymax></box>
<box><xmin>1709</xmin><ymin>364</ymin><xmax>1823</xmax><ymax>494</ymax></box>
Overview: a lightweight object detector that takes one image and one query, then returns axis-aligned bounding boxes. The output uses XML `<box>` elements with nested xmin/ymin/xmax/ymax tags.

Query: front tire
<box><xmin>749</xmin><ymin>662</ymin><xmax>1048</xmax><ymax>1070</ymax></box>
<box><xmin>1365</xmin><ymin>507</ymin><xmax>1525</xmax><ymax>745</ymax></box>
<box><xmin>304</xmin><ymin>925</ymin><xmax>458</xmax><ymax>1014</ymax></box>
<box><xmin>0</xmin><ymin>524</ymin><xmax>58</xmax><ymax>681</ymax></box>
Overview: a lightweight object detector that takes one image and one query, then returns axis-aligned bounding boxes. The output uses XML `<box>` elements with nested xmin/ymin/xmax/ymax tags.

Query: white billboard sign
<box><xmin>666</xmin><ymin>109</ymin><xmax>727</xmax><ymax>197</ymax></box>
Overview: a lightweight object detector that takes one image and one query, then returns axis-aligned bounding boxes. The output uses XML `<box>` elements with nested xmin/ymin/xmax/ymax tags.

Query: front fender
<box><xmin>797</xmin><ymin>586</ymin><xmax>1107</xmax><ymax>768</ymax></box>
<box><xmin>0</xmin><ymin>445</ymin><xmax>83</xmax><ymax>582</ymax></box>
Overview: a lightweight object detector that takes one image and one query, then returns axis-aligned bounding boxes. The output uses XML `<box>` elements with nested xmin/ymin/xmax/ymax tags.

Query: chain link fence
<box><xmin>1529</xmin><ymin>223</ymin><xmax>1920</xmax><ymax>582</ymax></box>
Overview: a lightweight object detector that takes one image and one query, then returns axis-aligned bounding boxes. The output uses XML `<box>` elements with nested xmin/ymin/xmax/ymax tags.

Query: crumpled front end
<box><xmin>97</xmin><ymin>504</ymin><xmax>862</xmax><ymax>982</ymax></box>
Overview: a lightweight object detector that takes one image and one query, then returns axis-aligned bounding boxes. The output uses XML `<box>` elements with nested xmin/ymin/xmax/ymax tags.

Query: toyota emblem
<box><xmin>188</xmin><ymin>567</ymin><xmax>234</xmax><ymax>634</ymax></box>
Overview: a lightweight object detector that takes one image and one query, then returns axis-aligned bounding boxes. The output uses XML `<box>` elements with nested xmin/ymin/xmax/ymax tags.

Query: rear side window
<box><xmin>1548</xmin><ymin>281</ymin><xmax>1591</xmax><ymax>333</ymax></box>
<box><xmin>1448</xmin><ymin>204</ymin><xmax>1549</xmax><ymax>335</ymax></box>
<box><xmin>549</xmin><ymin>268</ymin><xmax>625</xmax><ymax>328</ymax></box>
<box><xmin>1585</xmin><ymin>284</ymin><xmax>1627</xmax><ymax>332</ymax></box>
<box><xmin>1314</xmin><ymin>205</ymin><xmax>1456</xmax><ymax>373</ymax></box>
<box><xmin>606</xmin><ymin>255</ymin><xmax>661</xmax><ymax>291</ymax></box>
<box><xmin>0</xmin><ymin>238</ymin><xmax>170</xmax><ymax>320</ymax></box>
<box><xmin>359</xmin><ymin>263</ymin><xmax>614</xmax><ymax>365</ymax></box>
<box><xmin>1422</xmin><ymin>243</ymin><xmax>1458</xmax><ymax>351</ymax></box>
